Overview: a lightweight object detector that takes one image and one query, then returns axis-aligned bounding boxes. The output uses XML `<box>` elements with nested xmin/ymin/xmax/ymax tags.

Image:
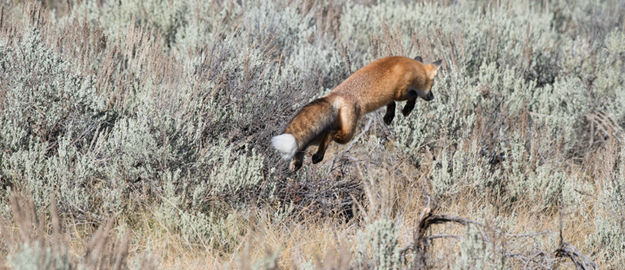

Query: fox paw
<box><xmin>383</xmin><ymin>114</ymin><xmax>394</xmax><ymax>125</ymax></box>
<box><xmin>312</xmin><ymin>153</ymin><xmax>324</xmax><ymax>164</ymax></box>
<box><xmin>289</xmin><ymin>160</ymin><xmax>303</xmax><ymax>171</ymax></box>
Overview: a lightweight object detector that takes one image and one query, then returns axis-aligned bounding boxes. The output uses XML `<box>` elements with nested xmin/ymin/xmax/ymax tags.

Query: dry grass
<box><xmin>0</xmin><ymin>176</ymin><xmax>604</xmax><ymax>268</ymax></box>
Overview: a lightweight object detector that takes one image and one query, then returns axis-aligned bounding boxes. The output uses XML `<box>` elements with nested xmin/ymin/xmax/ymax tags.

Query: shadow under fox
<box><xmin>272</xmin><ymin>56</ymin><xmax>441</xmax><ymax>171</ymax></box>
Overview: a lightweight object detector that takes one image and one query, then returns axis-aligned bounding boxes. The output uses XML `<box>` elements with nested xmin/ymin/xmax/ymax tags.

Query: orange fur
<box><xmin>272</xmin><ymin>56</ymin><xmax>442</xmax><ymax>171</ymax></box>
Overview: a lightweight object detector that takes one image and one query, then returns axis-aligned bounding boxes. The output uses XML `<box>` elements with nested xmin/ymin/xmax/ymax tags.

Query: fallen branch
<box><xmin>401</xmin><ymin>205</ymin><xmax>485</xmax><ymax>268</ymax></box>
<box><xmin>555</xmin><ymin>208</ymin><xmax>597</xmax><ymax>270</ymax></box>
<box><xmin>555</xmin><ymin>242</ymin><xmax>598</xmax><ymax>270</ymax></box>
<box><xmin>400</xmin><ymin>204</ymin><xmax>596</xmax><ymax>269</ymax></box>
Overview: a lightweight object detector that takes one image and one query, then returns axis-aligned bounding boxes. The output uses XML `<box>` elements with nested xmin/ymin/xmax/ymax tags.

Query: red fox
<box><xmin>272</xmin><ymin>56</ymin><xmax>441</xmax><ymax>171</ymax></box>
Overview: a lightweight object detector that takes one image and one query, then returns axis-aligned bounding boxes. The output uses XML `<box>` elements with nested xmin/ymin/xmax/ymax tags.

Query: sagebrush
<box><xmin>1</xmin><ymin>0</ymin><xmax>624</xmax><ymax>269</ymax></box>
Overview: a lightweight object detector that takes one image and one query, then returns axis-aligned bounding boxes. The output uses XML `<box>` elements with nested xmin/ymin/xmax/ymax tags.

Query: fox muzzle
<box><xmin>424</xmin><ymin>92</ymin><xmax>434</xmax><ymax>101</ymax></box>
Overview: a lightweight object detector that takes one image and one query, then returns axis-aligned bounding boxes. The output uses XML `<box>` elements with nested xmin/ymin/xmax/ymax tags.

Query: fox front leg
<box><xmin>383</xmin><ymin>102</ymin><xmax>396</xmax><ymax>125</ymax></box>
<box><xmin>312</xmin><ymin>132</ymin><xmax>332</xmax><ymax>164</ymax></box>
<box><xmin>402</xmin><ymin>89</ymin><xmax>418</xmax><ymax>116</ymax></box>
<box><xmin>402</xmin><ymin>97</ymin><xmax>416</xmax><ymax>116</ymax></box>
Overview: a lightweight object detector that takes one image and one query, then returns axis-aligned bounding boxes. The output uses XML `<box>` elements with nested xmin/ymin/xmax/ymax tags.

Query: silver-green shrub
<box><xmin>355</xmin><ymin>217</ymin><xmax>400</xmax><ymax>270</ymax></box>
<box><xmin>587</xmin><ymin>146</ymin><xmax>625</xmax><ymax>266</ymax></box>
<box><xmin>8</xmin><ymin>242</ymin><xmax>71</xmax><ymax>270</ymax></box>
<box><xmin>156</xmin><ymin>169</ymin><xmax>245</xmax><ymax>249</ymax></box>
<box><xmin>454</xmin><ymin>226</ymin><xmax>503</xmax><ymax>270</ymax></box>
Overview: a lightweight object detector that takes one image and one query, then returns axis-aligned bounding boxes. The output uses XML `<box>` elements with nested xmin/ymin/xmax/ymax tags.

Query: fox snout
<box><xmin>424</xmin><ymin>91</ymin><xmax>434</xmax><ymax>101</ymax></box>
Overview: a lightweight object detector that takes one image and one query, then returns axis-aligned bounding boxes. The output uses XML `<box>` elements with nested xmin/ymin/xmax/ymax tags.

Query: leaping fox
<box><xmin>272</xmin><ymin>56</ymin><xmax>442</xmax><ymax>171</ymax></box>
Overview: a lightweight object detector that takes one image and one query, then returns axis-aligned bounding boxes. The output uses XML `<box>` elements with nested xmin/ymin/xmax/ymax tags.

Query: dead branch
<box><xmin>401</xmin><ymin>206</ymin><xmax>486</xmax><ymax>269</ymax></box>
<box><xmin>555</xmin><ymin>208</ymin><xmax>597</xmax><ymax>270</ymax></box>
<box><xmin>555</xmin><ymin>242</ymin><xmax>598</xmax><ymax>270</ymax></box>
<box><xmin>400</xmin><ymin>205</ymin><xmax>596</xmax><ymax>269</ymax></box>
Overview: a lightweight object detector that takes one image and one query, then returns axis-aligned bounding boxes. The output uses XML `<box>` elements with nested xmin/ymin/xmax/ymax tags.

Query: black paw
<box><xmin>383</xmin><ymin>114</ymin><xmax>394</xmax><ymax>125</ymax></box>
<box><xmin>312</xmin><ymin>153</ymin><xmax>324</xmax><ymax>164</ymax></box>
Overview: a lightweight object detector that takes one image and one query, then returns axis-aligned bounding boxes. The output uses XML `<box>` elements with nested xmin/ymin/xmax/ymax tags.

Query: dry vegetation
<box><xmin>1</xmin><ymin>0</ymin><xmax>624</xmax><ymax>269</ymax></box>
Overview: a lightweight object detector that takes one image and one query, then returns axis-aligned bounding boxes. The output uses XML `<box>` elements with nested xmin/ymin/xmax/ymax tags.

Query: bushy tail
<box><xmin>271</xmin><ymin>134</ymin><xmax>298</xmax><ymax>160</ymax></box>
<box><xmin>272</xmin><ymin>97</ymin><xmax>338</xmax><ymax>160</ymax></box>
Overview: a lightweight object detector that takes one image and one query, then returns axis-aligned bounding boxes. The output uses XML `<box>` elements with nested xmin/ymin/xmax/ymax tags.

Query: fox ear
<box><xmin>414</xmin><ymin>56</ymin><xmax>423</xmax><ymax>62</ymax></box>
<box><xmin>428</xmin><ymin>60</ymin><xmax>442</xmax><ymax>79</ymax></box>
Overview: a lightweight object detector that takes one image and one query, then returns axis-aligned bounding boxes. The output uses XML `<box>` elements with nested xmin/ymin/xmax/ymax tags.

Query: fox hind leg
<box><xmin>333</xmin><ymin>107</ymin><xmax>359</xmax><ymax>144</ymax></box>
<box><xmin>289</xmin><ymin>151</ymin><xmax>305</xmax><ymax>171</ymax></box>
<box><xmin>383</xmin><ymin>102</ymin><xmax>396</xmax><ymax>125</ymax></box>
<box><xmin>312</xmin><ymin>131</ymin><xmax>332</xmax><ymax>164</ymax></box>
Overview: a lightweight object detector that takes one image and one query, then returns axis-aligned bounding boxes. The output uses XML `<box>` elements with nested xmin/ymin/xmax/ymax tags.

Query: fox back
<box><xmin>330</xmin><ymin>56</ymin><xmax>440</xmax><ymax>113</ymax></box>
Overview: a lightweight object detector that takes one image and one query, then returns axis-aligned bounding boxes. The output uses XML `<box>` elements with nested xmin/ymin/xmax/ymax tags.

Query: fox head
<box><xmin>415</xmin><ymin>59</ymin><xmax>442</xmax><ymax>101</ymax></box>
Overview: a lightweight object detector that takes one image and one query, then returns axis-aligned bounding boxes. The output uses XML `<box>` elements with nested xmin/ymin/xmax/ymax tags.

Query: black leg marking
<box><xmin>312</xmin><ymin>132</ymin><xmax>331</xmax><ymax>164</ymax></box>
<box><xmin>290</xmin><ymin>151</ymin><xmax>305</xmax><ymax>171</ymax></box>
<box><xmin>402</xmin><ymin>98</ymin><xmax>416</xmax><ymax>116</ymax></box>
<box><xmin>383</xmin><ymin>102</ymin><xmax>396</xmax><ymax>125</ymax></box>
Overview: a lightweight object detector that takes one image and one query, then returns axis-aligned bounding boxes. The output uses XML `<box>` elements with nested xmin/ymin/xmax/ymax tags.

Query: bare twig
<box><xmin>425</xmin><ymin>233</ymin><xmax>461</xmax><ymax>241</ymax></box>
<box><xmin>585</xmin><ymin>111</ymin><xmax>624</xmax><ymax>143</ymax></box>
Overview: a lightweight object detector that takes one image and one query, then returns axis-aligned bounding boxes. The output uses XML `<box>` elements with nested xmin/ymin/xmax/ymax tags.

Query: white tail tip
<box><xmin>271</xmin><ymin>134</ymin><xmax>297</xmax><ymax>160</ymax></box>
